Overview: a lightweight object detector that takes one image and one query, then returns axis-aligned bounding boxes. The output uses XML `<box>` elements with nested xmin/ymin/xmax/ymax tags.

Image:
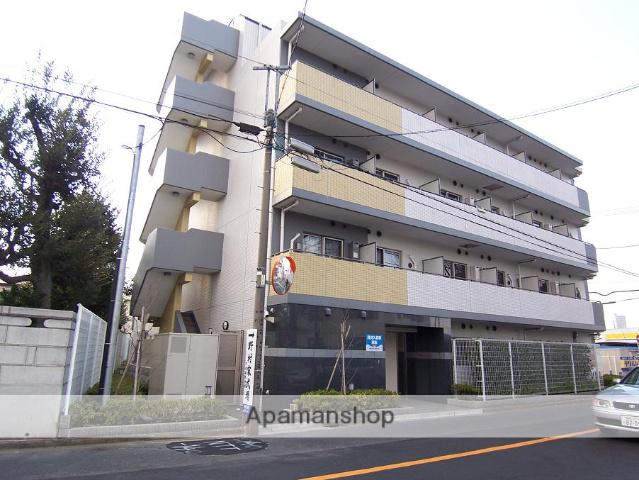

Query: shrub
<box><xmin>296</xmin><ymin>388</ymin><xmax>399</xmax><ymax>411</ymax></box>
<box><xmin>69</xmin><ymin>397</ymin><xmax>227</xmax><ymax>427</ymax></box>
<box><xmin>603</xmin><ymin>374</ymin><xmax>621</xmax><ymax>388</ymax></box>
<box><xmin>452</xmin><ymin>383</ymin><xmax>480</xmax><ymax>396</ymax></box>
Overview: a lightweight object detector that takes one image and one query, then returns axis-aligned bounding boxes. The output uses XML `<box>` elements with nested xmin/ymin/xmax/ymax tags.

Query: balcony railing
<box><xmin>132</xmin><ymin>228</ymin><xmax>224</xmax><ymax>316</ymax></box>
<box><xmin>141</xmin><ymin>149</ymin><xmax>229</xmax><ymax>242</ymax></box>
<box><xmin>280</xmin><ymin>62</ymin><xmax>588</xmax><ymax>213</ymax></box>
<box><xmin>273</xmin><ymin>157</ymin><xmax>596</xmax><ymax>271</ymax></box>
<box><xmin>269</xmin><ymin>252</ymin><xmax>601</xmax><ymax>329</ymax></box>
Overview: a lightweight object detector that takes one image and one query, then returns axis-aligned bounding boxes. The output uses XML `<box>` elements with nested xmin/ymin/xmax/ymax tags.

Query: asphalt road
<box><xmin>1</xmin><ymin>403</ymin><xmax>637</xmax><ymax>479</ymax></box>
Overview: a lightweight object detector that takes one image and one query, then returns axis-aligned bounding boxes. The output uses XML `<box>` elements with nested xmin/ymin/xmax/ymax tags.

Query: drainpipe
<box><xmin>290</xmin><ymin>232</ymin><xmax>301</xmax><ymax>251</ymax></box>
<box><xmin>280</xmin><ymin>201</ymin><xmax>299</xmax><ymax>252</ymax></box>
<box><xmin>284</xmin><ymin>108</ymin><xmax>303</xmax><ymax>146</ymax></box>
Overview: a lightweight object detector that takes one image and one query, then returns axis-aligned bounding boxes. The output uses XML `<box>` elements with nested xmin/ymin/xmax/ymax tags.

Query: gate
<box><xmin>215</xmin><ymin>332</ymin><xmax>242</xmax><ymax>396</ymax></box>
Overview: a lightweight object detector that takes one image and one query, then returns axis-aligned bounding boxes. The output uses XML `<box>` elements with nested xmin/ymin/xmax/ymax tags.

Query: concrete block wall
<box><xmin>0</xmin><ymin>306</ymin><xmax>75</xmax><ymax>395</ymax></box>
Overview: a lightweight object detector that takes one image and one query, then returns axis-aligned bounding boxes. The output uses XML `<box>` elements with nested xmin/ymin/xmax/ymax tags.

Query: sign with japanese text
<box><xmin>242</xmin><ymin>328</ymin><xmax>258</xmax><ymax>409</ymax></box>
<box><xmin>365</xmin><ymin>333</ymin><xmax>384</xmax><ymax>352</ymax></box>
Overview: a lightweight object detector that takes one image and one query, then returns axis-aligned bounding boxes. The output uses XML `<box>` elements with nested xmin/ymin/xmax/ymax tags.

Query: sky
<box><xmin>1</xmin><ymin>0</ymin><xmax>638</xmax><ymax>328</ymax></box>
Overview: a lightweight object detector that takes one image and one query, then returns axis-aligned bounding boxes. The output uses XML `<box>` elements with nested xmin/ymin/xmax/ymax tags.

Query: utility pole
<box><xmin>99</xmin><ymin>125</ymin><xmax>145</xmax><ymax>400</ymax></box>
<box><xmin>251</xmin><ymin>64</ymin><xmax>289</xmax><ymax>407</ymax></box>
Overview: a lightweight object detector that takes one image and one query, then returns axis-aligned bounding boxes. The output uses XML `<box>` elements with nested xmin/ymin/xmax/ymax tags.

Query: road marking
<box><xmin>299</xmin><ymin>428</ymin><xmax>598</xmax><ymax>480</ymax></box>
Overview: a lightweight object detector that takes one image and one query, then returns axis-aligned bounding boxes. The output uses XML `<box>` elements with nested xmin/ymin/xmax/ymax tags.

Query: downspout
<box><xmin>280</xmin><ymin>201</ymin><xmax>299</xmax><ymax>252</ymax></box>
<box><xmin>290</xmin><ymin>232</ymin><xmax>301</xmax><ymax>251</ymax></box>
<box><xmin>284</xmin><ymin>108</ymin><xmax>303</xmax><ymax>146</ymax></box>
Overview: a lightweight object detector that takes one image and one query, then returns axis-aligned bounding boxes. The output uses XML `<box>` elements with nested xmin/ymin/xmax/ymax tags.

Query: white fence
<box><xmin>63</xmin><ymin>304</ymin><xmax>107</xmax><ymax>414</ymax></box>
<box><xmin>453</xmin><ymin>338</ymin><xmax>601</xmax><ymax>400</ymax></box>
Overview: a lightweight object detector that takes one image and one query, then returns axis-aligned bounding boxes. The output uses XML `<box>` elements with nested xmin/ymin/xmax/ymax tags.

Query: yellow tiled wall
<box><xmin>280</xmin><ymin>62</ymin><xmax>403</xmax><ymax>134</ymax></box>
<box><xmin>270</xmin><ymin>252</ymin><xmax>408</xmax><ymax>305</ymax></box>
<box><xmin>274</xmin><ymin>158</ymin><xmax>405</xmax><ymax>215</ymax></box>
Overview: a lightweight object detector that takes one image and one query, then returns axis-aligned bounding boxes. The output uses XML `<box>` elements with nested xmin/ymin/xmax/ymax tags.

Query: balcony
<box><xmin>141</xmin><ymin>149</ymin><xmax>229</xmax><ymax>242</ymax></box>
<box><xmin>152</xmin><ymin>76</ymin><xmax>235</xmax><ymax>172</ymax></box>
<box><xmin>268</xmin><ymin>252</ymin><xmax>603</xmax><ymax>331</ymax></box>
<box><xmin>132</xmin><ymin>228</ymin><xmax>224</xmax><ymax>316</ymax></box>
<box><xmin>279</xmin><ymin>62</ymin><xmax>589</xmax><ymax>219</ymax></box>
<box><xmin>160</xmin><ymin>12</ymin><xmax>239</xmax><ymax>100</ymax></box>
<box><xmin>273</xmin><ymin>156</ymin><xmax>597</xmax><ymax>273</ymax></box>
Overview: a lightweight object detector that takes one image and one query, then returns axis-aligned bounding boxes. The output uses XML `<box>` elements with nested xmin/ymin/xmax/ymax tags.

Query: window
<box><xmin>440</xmin><ymin>189</ymin><xmax>462</xmax><ymax>202</ymax></box>
<box><xmin>314</xmin><ymin>148</ymin><xmax>345</xmax><ymax>165</ymax></box>
<box><xmin>323</xmin><ymin>237</ymin><xmax>343</xmax><ymax>258</ymax></box>
<box><xmin>376</xmin><ymin>247</ymin><xmax>401</xmax><ymax>267</ymax></box>
<box><xmin>302</xmin><ymin>234</ymin><xmax>321</xmax><ymax>254</ymax></box>
<box><xmin>538</xmin><ymin>278</ymin><xmax>549</xmax><ymax>294</ymax></box>
<box><xmin>497</xmin><ymin>270</ymin><xmax>505</xmax><ymax>286</ymax></box>
<box><xmin>491</xmin><ymin>206</ymin><xmax>501</xmax><ymax>215</ymax></box>
<box><xmin>444</xmin><ymin>259</ymin><xmax>467</xmax><ymax>280</ymax></box>
<box><xmin>375</xmin><ymin>168</ymin><xmax>400</xmax><ymax>182</ymax></box>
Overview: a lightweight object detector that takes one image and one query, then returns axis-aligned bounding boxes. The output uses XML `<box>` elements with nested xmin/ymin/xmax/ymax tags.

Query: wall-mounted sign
<box><xmin>271</xmin><ymin>256</ymin><xmax>296</xmax><ymax>295</ymax></box>
<box><xmin>241</xmin><ymin>328</ymin><xmax>257</xmax><ymax>409</ymax></box>
<box><xmin>365</xmin><ymin>333</ymin><xmax>384</xmax><ymax>352</ymax></box>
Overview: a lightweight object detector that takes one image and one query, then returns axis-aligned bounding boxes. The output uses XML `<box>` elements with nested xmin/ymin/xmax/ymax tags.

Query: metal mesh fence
<box><xmin>453</xmin><ymin>338</ymin><xmax>600</xmax><ymax>399</ymax></box>
<box><xmin>63</xmin><ymin>305</ymin><xmax>107</xmax><ymax>414</ymax></box>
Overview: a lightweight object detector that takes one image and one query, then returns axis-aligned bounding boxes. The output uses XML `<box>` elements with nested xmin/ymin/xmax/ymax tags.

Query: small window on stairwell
<box><xmin>375</xmin><ymin>168</ymin><xmax>400</xmax><ymax>182</ymax></box>
<box><xmin>302</xmin><ymin>233</ymin><xmax>322</xmax><ymax>254</ymax></box>
<box><xmin>440</xmin><ymin>189</ymin><xmax>462</xmax><ymax>202</ymax></box>
<box><xmin>497</xmin><ymin>270</ymin><xmax>506</xmax><ymax>286</ymax></box>
<box><xmin>323</xmin><ymin>237</ymin><xmax>344</xmax><ymax>258</ymax></box>
<box><xmin>376</xmin><ymin>247</ymin><xmax>401</xmax><ymax>267</ymax></box>
<box><xmin>444</xmin><ymin>259</ymin><xmax>467</xmax><ymax>280</ymax></box>
<box><xmin>538</xmin><ymin>278</ymin><xmax>549</xmax><ymax>294</ymax></box>
<box><xmin>314</xmin><ymin>148</ymin><xmax>345</xmax><ymax>165</ymax></box>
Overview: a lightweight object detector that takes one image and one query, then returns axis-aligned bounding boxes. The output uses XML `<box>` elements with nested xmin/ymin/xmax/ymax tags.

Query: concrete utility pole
<box><xmin>252</xmin><ymin>64</ymin><xmax>289</xmax><ymax>404</ymax></box>
<box><xmin>99</xmin><ymin>125</ymin><xmax>145</xmax><ymax>400</ymax></box>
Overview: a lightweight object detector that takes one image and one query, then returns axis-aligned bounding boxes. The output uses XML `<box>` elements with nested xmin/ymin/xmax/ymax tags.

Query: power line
<box><xmin>601</xmin><ymin>297</ymin><xmax>639</xmax><ymax>305</ymax></box>
<box><xmin>7</xmin><ymin>74</ymin><xmax>637</xmax><ymax>280</ymax></box>
<box><xmin>0</xmin><ymin>76</ymin><xmax>267</xmax><ymax>155</ymax></box>
<box><xmin>274</xmin><ymin>0</ymin><xmax>308</xmax><ymax>115</ymax></box>
<box><xmin>283</xmin><ymin>150</ymin><xmax>639</xmax><ymax>279</ymax></box>
<box><xmin>590</xmin><ymin>289</ymin><xmax>639</xmax><ymax>297</ymax></box>
<box><xmin>598</xmin><ymin>243</ymin><xmax>639</xmax><ymax>250</ymax></box>
<box><xmin>272</xmin><ymin>71</ymin><xmax>639</xmax><ymax>143</ymax></box>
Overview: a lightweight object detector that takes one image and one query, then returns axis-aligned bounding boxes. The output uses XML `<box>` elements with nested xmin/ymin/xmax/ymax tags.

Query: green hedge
<box><xmin>603</xmin><ymin>374</ymin><xmax>621</xmax><ymax>388</ymax></box>
<box><xmin>452</xmin><ymin>383</ymin><xmax>480</xmax><ymax>396</ymax></box>
<box><xmin>69</xmin><ymin>397</ymin><xmax>227</xmax><ymax>427</ymax></box>
<box><xmin>296</xmin><ymin>388</ymin><xmax>399</xmax><ymax>411</ymax></box>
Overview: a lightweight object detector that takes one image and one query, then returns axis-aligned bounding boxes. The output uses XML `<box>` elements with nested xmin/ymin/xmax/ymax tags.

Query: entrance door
<box><xmin>215</xmin><ymin>332</ymin><xmax>242</xmax><ymax>396</ymax></box>
<box><xmin>397</xmin><ymin>333</ymin><xmax>408</xmax><ymax>394</ymax></box>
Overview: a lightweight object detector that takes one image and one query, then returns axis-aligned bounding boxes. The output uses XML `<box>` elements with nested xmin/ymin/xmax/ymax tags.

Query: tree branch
<box><xmin>0</xmin><ymin>271</ymin><xmax>30</xmax><ymax>284</ymax></box>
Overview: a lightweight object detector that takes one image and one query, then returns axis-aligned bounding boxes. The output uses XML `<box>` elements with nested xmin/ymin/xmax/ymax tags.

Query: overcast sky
<box><xmin>2</xmin><ymin>0</ymin><xmax>638</xmax><ymax>328</ymax></box>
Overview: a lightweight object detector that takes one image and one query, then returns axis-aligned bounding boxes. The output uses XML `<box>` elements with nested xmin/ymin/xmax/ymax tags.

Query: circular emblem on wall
<box><xmin>271</xmin><ymin>256</ymin><xmax>296</xmax><ymax>295</ymax></box>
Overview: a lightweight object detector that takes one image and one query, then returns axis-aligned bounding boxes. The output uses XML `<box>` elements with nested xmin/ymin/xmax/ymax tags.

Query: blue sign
<box><xmin>365</xmin><ymin>333</ymin><xmax>384</xmax><ymax>352</ymax></box>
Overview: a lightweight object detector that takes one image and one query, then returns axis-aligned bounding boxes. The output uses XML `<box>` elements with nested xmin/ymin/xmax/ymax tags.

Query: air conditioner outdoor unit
<box><xmin>350</xmin><ymin>241</ymin><xmax>361</xmax><ymax>260</ymax></box>
<box><xmin>289</xmin><ymin>137</ymin><xmax>315</xmax><ymax>155</ymax></box>
<box><xmin>472</xmin><ymin>265</ymin><xmax>481</xmax><ymax>282</ymax></box>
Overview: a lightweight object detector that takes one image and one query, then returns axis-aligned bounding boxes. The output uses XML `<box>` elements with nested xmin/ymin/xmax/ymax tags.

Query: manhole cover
<box><xmin>167</xmin><ymin>438</ymin><xmax>268</xmax><ymax>456</ymax></box>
